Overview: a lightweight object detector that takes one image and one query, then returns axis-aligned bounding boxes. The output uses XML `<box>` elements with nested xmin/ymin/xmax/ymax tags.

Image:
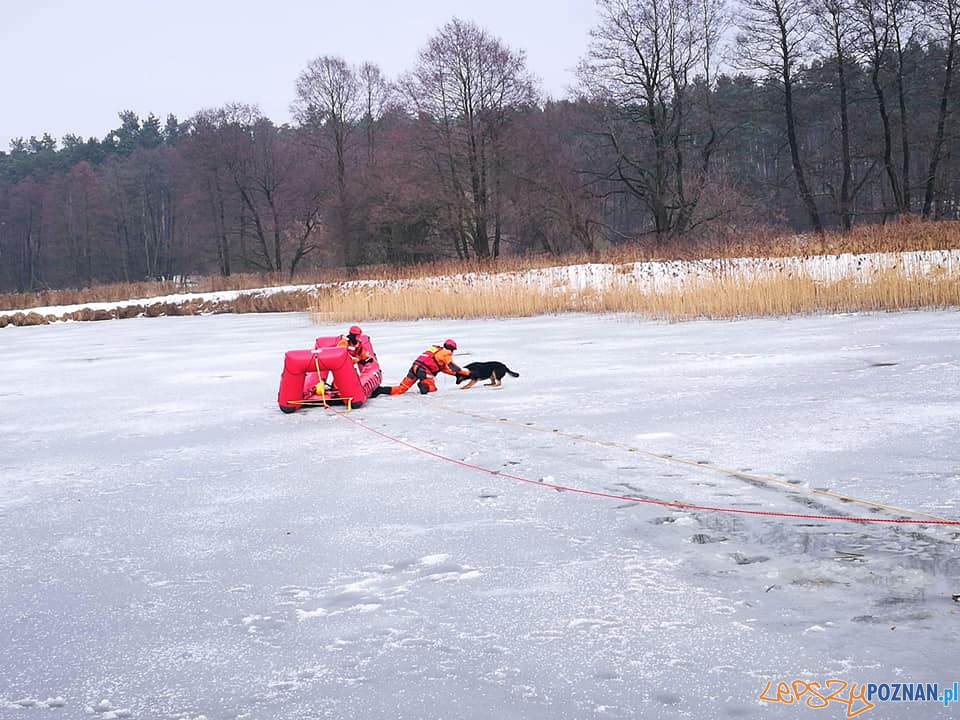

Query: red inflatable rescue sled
<box><xmin>277</xmin><ymin>334</ymin><xmax>383</xmax><ymax>413</ymax></box>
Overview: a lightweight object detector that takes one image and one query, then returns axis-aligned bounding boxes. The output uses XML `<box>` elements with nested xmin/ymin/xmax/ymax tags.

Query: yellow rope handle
<box><xmin>435</xmin><ymin>403</ymin><xmax>954</xmax><ymax>524</ymax></box>
<box><xmin>292</xmin><ymin>397</ymin><xmax>351</xmax><ymax>411</ymax></box>
<box><xmin>311</xmin><ymin>356</ymin><xmax>328</xmax><ymax>406</ymax></box>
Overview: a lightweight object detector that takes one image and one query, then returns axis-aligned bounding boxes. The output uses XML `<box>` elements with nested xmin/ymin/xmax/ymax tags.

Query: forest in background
<box><xmin>1</xmin><ymin>0</ymin><xmax>959</xmax><ymax>294</ymax></box>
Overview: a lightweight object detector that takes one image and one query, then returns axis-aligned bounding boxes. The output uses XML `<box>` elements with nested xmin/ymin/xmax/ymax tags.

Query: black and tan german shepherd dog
<box><xmin>456</xmin><ymin>361</ymin><xmax>520</xmax><ymax>389</ymax></box>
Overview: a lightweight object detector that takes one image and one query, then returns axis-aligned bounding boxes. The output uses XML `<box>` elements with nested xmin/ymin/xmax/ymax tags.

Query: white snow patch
<box><xmin>297</xmin><ymin>608</ymin><xmax>329</xmax><ymax>620</ymax></box>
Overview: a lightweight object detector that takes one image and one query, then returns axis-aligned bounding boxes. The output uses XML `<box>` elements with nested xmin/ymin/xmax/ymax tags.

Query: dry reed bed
<box><xmin>2</xmin><ymin>249</ymin><xmax>958</xmax><ymax>327</ymax></box>
<box><xmin>310</xmin><ymin>270</ymin><xmax>959</xmax><ymax>322</ymax></box>
<box><xmin>2</xmin><ymin>220</ymin><xmax>957</xmax><ymax>313</ymax></box>
<box><xmin>310</xmin><ymin>249</ymin><xmax>960</xmax><ymax>321</ymax></box>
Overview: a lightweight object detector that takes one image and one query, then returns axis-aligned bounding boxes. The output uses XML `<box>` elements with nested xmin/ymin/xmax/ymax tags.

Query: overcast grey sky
<box><xmin>0</xmin><ymin>0</ymin><xmax>599</xmax><ymax>150</ymax></box>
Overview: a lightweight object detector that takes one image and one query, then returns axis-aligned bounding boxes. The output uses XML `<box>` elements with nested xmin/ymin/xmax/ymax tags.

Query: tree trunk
<box><xmin>893</xmin><ymin>15</ymin><xmax>913</xmax><ymax>211</ymax></box>
<box><xmin>922</xmin><ymin>27</ymin><xmax>957</xmax><ymax>217</ymax></box>
<box><xmin>783</xmin><ymin>66</ymin><xmax>824</xmax><ymax>233</ymax></box>
<box><xmin>834</xmin><ymin>29</ymin><xmax>853</xmax><ymax>231</ymax></box>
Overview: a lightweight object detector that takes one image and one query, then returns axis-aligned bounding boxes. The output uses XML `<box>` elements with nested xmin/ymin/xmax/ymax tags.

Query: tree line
<box><xmin>1</xmin><ymin>0</ymin><xmax>958</xmax><ymax>293</ymax></box>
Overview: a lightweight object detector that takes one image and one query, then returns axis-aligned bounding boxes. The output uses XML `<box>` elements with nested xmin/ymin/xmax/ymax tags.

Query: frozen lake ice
<box><xmin>1</xmin><ymin>310</ymin><xmax>958</xmax><ymax>719</ymax></box>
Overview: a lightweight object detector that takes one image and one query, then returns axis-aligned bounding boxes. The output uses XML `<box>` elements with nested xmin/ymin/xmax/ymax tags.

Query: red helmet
<box><xmin>443</xmin><ymin>339</ymin><xmax>457</xmax><ymax>350</ymax></box>
<box><xmin>349</xmin><ymin>325</ymin><xmax>362</xmax><ymax>336</ymax></box>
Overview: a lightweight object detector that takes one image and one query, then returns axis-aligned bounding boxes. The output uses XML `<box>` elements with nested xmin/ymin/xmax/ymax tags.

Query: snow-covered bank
<box><xmin>2</xmin><ymin>249</ymin><xmax>957</xmax><ymax>323</ymax></box>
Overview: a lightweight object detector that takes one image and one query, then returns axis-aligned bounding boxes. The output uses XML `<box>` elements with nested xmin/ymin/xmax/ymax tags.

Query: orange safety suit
<box><xmin>336</xmin><ymin>335</ymin><xmax>373</xmax><ymax>365</ymax></box>
<box><xmin>390</xmin><ymin>345</ymin><xmax>466</xmax><ymax>395</ymax></box>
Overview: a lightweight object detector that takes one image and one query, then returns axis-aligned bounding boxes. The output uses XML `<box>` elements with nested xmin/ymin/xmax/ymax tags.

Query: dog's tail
<box><xmin>506</xmin><ymin>367</ymin><xmax>520</xmax><ymax>377</ymax></box>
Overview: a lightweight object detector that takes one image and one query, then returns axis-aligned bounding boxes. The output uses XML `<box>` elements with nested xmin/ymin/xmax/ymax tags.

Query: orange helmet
<box><xmin>443</xmin><ymin>339</ymin><xmax>457</xmax><ymax>350</ymax></box>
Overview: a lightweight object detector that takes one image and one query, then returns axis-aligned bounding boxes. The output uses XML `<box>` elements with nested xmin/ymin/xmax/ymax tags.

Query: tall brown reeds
<box><xmin>309</xmin><ymin>265</ymin><xmax>960</xmax><ymax>322</ymax></box>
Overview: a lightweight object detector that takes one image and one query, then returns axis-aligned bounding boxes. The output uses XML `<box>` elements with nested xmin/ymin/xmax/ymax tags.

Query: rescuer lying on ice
<box><xmin>371</xmin><ymin>339</ymin><xmax>470</xmax><ymax>396</ymax></box>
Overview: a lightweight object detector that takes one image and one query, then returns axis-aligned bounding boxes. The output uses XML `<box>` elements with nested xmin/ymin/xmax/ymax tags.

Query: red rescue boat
<box><xmin>277</xmin><ymin>334</ymin><xmax>382</xmax><ymax>413</ymax></box>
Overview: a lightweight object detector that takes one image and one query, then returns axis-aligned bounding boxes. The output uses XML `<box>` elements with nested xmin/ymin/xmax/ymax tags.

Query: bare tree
<box><xmin>580</xmin><ymin>0</ymin><xmax>729</xmax><ymax>241</ymax></box>
<box><xmin>185</xmin><ymin>104</ymin><xmax>263</xmax><ymax>275</ymax></box>
<box><xmin>922</xmin><ymin>0</ymin><xmax>960</xmax><ymax>217</ymax></box>
<box><xmin>401</xmin><ymin>18</ymin><xmax>539</xmax><ymax>257</ymax></box>
<box><xmin>358</xmin><ymin>62</ymin><xmax>391</xmax><ymax>162</ymax></box>
<box><xmin>293</xmin><ymin>56</ymin><xmax>362</xmax><ymax>192</ymax></box>
<box><xmin>891</xmin><ymin>1</ymin><xmax>919</xmax><ymax>209</ymax></box>
<box><xmin>184</xmin><ymin>109</ymin><xmax>238</xmax><ymax>276</ymax></box>
<box><xmin>45</xmin><ymin>161</ymin><xmax>108</xmax><ymax>286</ymax></box>
<box><xmin>736</xmin><ymin>0</ymin><xmax>825</xmax><ymax>233</ymax></box>
<box><xmin>502</xmin><ymin>102</ymin><xmax>608</xmax><ymax>254</ymax></box>
<box><xmin>101</xmin><ymin>145</ymin><xmax>176</xmax><ymax>281</ymax></box>
<box><xmin>813</xmin><ymin>0</ymin><xmax>862</xmax><ymax>229</ymax></box>
<box><xmin>293</xmin><ymin>56</ymin><xmax>377</xmax><ymax>266</ymax></box>
<box><xmin>8</xmin><ymin>176</ymin><xmax>44</xmax><ymax>291</ymax></box>
<box><xmin>208</xmin><ymin>110</ymin><xmax>323</xmax><ymax>275</ymax></box>
<box><xmin>856</xmin><ymin>0</ymin><xmax>913</xmax><ymax>214</ymax></box>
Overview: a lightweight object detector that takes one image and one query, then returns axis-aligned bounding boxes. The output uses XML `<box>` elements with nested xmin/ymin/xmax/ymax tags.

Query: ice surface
<box><xmin>1</xmin><ymin>310</ymin><xmax>958</xmax><ymax>719</ymax></box>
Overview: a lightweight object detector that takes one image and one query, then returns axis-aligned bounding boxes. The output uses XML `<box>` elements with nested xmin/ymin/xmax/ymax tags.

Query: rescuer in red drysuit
<box><xmin>371</xmin><ymin>339</ymin><xmax>469</xmax><ymax>396</ymax></box>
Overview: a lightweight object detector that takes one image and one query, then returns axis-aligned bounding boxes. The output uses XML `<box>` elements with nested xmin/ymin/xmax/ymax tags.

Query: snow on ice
<box><xmin>1</xmin><ymin>308</ymin><xmax>959</xmax><ymax>719</ymax></box>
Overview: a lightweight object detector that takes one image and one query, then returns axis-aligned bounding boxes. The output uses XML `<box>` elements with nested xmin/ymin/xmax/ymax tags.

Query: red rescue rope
<box><xmin>329</xmin><ymin>409</ymin><xmax>960</xmax><ymax>526</ymax></box>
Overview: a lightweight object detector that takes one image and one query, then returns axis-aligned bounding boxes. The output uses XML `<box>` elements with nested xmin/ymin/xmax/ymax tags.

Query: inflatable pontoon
<box><xmin>277</xmin><ymin>334</ymin><xmax>382</xmax><ymax>413</ymax></box>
